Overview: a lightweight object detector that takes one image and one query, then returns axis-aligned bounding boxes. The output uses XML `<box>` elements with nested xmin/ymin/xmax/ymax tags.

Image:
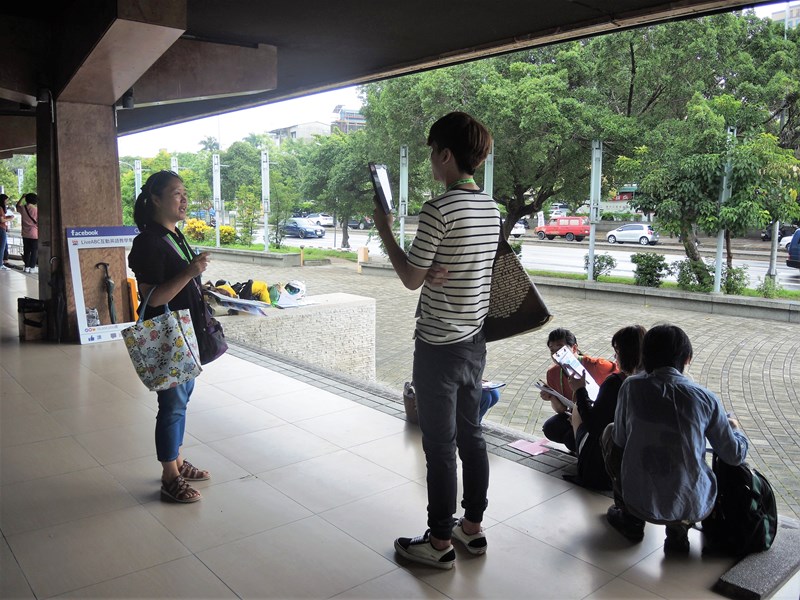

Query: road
<box><xmin>262</xmin><ymin>226</ymin><xmax>800</xmax><ymax>290</ymax></box>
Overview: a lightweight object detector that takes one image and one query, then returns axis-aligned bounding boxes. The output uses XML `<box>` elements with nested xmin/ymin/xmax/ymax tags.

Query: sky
<box><xmin>117</xmin><ymin>2</ymin><xmax>789</xmax><ymax>159</ymax></box>
<box><xmin>117</xmin><ymin>86</ymin><xmax>363</xmax><ymax>158</ymax></box>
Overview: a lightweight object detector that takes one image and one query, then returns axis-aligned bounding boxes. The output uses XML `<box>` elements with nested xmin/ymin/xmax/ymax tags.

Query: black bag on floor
<box><xmin>702</xmin><ymin>453</ymin><xmax>778</xmax><ymax>556</ymax></box>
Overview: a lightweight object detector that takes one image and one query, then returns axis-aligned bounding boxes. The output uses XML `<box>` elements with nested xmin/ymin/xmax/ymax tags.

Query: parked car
<box><xmin>606</xmin><ymin>223</ymin><xmax>659</xmax><ymax>245</ymax></box>
<box><xmin>786</xmin><ymin>230</ymin><xmax>800</xmax><ymax>269</ymax></box>
<box><xmin>762</xmin><ymin>222</ymin><xmax>799</xmax><ymax>242</ymax></box>
<box><xmin>306</xmin><ymin>212</ymin><xmax>334</xmax><ymax>227</ymax></box>
<box><xmin>510</xmin><ymin>220</ymin><xmax>526</xmax><ymax>238</ymax></box>
<box><xmin>279</xmin><ymin>218</ymin><xmax>325</xmax><ymax>239</ymax></box>
<box><xmin>780</xmin><ymin>235</ymin><xmax>793</xmax><ymax>252</ymax></box>
<box><xmin>549</xmin><ymin>209</ymin><xmax>568</xmax><ymax>218</ymax></box>
<box><xmin>348</xmin><ymin>216</ymin><xmax>374</xmax><ymax>230</ymax></box>
<box><xmin>534</xmin><ymin>216</ymin><xmax>590</xmax><ymax>241</ymax></box>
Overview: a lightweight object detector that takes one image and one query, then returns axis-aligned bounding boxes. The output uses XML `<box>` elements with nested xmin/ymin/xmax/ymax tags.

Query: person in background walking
<box><xmin>16</xmin><ymin>193</ymin><xmax>39</xmax><ymax>273</ymax></box>
<box><xmin>0</xmin><ymin>195</ymin><xmax>15</xmax><ymax>270</ymax></box>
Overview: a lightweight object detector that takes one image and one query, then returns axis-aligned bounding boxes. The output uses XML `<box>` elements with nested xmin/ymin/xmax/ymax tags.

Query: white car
<box><xmin>780</xmin><ymin>235</ymin><xmax>793</xmax><ymax>252</ymax></box>
<box><xmin>510</xmin><ymin>220</ymin><xmax>526</xmax><ymax>238</ymax></box>
<box><xmin>607</xmin><ymin>223</ymin><xmax>659</xmax><ymax>245</ymax></box>
<box><xmin>306</xmin><ymin>212</ymin><xmax>334</xmax><ymax>227</ymax></box>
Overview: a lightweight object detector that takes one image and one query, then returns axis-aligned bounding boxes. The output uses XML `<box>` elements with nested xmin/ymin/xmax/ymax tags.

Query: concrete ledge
<box><xmin>359</xmin><ymin>263</ymin><xmax>398</xmax><ymax>277</ymax></box>
<box><xmin>714</xmin><ymin>517</ymin><xmax>800</xmax><ymax>600</ymax></box>
<box><xmin>534</xmin><ymin>278</ymin><xmax>800</xmax><ymax>323</ymax></box>
<box><xmin>218</xmin><ymin>292</ymin><xmax>376</xmax><ymax>380</ymax></box>
<box><xmin>360</xmin><ymin>263</ymin><xmax>800</xmax><ymax>323</ymax></box>
<box><xmin>203</xmin><ymin>246</ymin><xmax>301</xmax><ymax>267</ymax></box>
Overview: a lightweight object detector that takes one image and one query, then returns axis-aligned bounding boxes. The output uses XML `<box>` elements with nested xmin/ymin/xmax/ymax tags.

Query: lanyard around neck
<box><xmin>447</xmin><ymin>177</ymin><xmax>476</xmax><ymax>191</ymax></box>
<box><xmin>164</xmin><ymin>231</ymin><xmax>194</xmax><ymax>264</ymax></box>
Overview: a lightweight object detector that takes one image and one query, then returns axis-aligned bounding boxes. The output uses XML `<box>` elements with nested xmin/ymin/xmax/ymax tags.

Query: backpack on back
<box><xmin>702</xmin><ymin>453</ymin><xmax>778</xmax><ymax>556</ymax></box>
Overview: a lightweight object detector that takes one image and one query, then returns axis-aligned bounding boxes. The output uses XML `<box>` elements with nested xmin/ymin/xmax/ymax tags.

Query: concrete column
<box><xmin>52</xmin><ymin>102</ymin><xmax>128</xmax><ymax>340</ymax></box>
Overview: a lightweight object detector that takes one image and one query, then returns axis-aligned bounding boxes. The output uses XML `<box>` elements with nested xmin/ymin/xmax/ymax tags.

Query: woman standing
<box><xmin>16</xmin><ymin>193</ymin><xmax>38</xmax><ymax>273</ymax></box>
<box><xmin>566</xmin><ymin>325</ymin><xmax>646</xmax><ymax>490</ymax></box>
<box><xmin>128</xmin><ymin>170</ymin><xmax>212</xmax><ymax>503</ymax></box>
<box><xmin>0</xmin><ymin>195</ymin><xmax>15</xmax><ymax>270</ymax></box>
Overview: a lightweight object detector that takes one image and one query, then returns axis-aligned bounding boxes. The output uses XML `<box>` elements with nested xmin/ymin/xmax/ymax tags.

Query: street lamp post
<box><xmin>119</xmin><ymin>161</ymin><xmax>145</xmax><ymax>203</ymax></box>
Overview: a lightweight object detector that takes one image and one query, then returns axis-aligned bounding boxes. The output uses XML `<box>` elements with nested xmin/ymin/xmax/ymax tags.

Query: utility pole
<box><xmin>713</xmin><ymin>127</ymin><xmax>736</xmax><ymax>294</ymax></box>
<box><xmin>261</xmin><ymin>150</ymin><xmax>270</xmax><ymax>251</ymax></box>
<box><xmin>134</xmin><ymin>160</ymin><xmax>142</xmax><ymax>201</ymax></box>
<box><xmin>484</xmin><ymin>141</ymin><xmax>494</xmax><ymax>198</ymax></box>
<box><xmin>213</xmin><ymin>153</ymin><xmax>221</xmax><ymax>248</ymax></box>
<box><xmin>587</xmin><ymin>140</ymin><xmax>603</xmax><ymax>281</ymax></box>
<box><xmin>399</xmin><ymin>145</ymin><xmax>409</xmax><ymax>249</ymax></box>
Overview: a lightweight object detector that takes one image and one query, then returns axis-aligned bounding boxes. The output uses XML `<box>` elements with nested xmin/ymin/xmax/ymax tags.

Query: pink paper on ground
<box><xmin>509</xmin><ymin>438</ymin><xmax>551</xmax><ymax>456</ymax></box>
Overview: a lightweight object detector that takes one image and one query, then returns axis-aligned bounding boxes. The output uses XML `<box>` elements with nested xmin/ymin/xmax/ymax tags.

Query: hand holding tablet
<box><xmin>368</xmin><ymin>162</ymin><xmax>394</xmax><ymax>214</ymax></box>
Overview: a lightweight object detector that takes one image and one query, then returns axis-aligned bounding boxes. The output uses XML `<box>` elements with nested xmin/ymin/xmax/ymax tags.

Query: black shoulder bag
<box><xmin>163</xmin><ymin>231</ymin><xmax>228</xmax><ymax>364</ymax></box>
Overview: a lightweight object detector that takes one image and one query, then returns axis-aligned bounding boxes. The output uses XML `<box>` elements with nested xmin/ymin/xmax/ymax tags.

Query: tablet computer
<box><xmin>368</xmin><ymin>162</ymin><xmax>394</xmax><ymax>214</ymax></box>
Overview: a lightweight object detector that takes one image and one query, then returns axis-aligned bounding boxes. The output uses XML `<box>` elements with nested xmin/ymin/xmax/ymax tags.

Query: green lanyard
<box><xmin>164</xmin><ymin>231</ymin><xmax>194</xmax><ymax>264</ymax></box>
<box><xmin>447</xmin><ymin>177</ymin><xmax>476</xmax><ymax>191</ymax></box>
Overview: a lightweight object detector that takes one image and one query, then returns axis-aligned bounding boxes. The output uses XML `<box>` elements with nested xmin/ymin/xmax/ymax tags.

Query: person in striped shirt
<box><xmin>375</xmin><ymin>112</ymin><xmax>500</xmax><ymax>569</ymax></box>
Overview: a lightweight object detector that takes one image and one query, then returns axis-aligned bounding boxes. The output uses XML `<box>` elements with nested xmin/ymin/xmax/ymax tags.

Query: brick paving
<box><xmin>204</xmin><ymin>256</ymin><xmax>800</xmax><ymax>519</ymax></box>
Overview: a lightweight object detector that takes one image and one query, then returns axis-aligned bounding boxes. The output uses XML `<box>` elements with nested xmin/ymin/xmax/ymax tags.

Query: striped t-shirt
<box><xmin>407</xmin><ymin>189</ymin><xmax>500</xmax><ymax>345</ymax></box>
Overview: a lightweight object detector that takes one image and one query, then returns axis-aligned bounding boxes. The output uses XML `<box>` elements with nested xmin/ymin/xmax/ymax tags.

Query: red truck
<box><xmin>534</xmin><ymin>216</ymin><xmax>590</xmax><ymax>241</ymax></box>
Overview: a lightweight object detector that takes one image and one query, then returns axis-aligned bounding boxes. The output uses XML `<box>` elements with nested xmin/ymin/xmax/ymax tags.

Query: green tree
<box><xmin>199</xmin><ymin>137</ymin><xmax>220</xmax><ymax>152</ymax></box>
<box><xmin>302</xmin><ymin>131</ymin><xmax>373</xmax><ymax>248</ymax></box>
<box><xmin>617</xmin><ymin>95</ymin><xmax>729</xmax><ymax>288</ymax></box>
<box><xmin>268</xmin><ymin>140</ymin><xmax>304</xmax><ymax>247</ymax></box>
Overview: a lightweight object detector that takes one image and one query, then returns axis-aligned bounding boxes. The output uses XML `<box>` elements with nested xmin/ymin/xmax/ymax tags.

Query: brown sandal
<box><xmin>161</xmin><ymin>475</ymin><xmax>201</xmax><ymax>503</ymax></box>
<box><xmin>178</xmin><ymin>459</ymin><xmax>210</xmax><ymax>481</ymax></box>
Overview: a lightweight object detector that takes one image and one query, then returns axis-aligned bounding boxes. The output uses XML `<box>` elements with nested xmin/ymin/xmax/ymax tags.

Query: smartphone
<box><xmin>368</xmin><ymin>162</ymin><xmax>394</xmax><ymax>214</ymax></box>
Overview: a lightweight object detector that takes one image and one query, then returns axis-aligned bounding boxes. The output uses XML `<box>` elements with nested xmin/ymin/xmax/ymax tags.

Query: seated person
<box><xmin>566</xmin><ymin>325</ymin><xmax>646</xmax><ymax>490</ymax></box>
<box><xmin>602</xmin><ymin>324</ymin><xmax>748</xmax><ymax>555</ymax></box>
<box><xmin>540</xmin><ymin>328</ymin><xmax>616</xmax><ymax>451</ymax></box>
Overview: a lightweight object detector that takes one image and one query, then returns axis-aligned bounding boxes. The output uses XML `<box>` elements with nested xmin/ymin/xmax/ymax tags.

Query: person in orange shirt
<box><xmin>540</xmin><ymin>328</ymin><xmax>616</xmax><ymax>452</ymax></box>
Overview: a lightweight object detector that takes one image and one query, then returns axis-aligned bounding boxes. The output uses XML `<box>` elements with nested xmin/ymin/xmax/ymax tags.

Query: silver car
<box><xmin>607</xmin><ymin>223</ymin><xmax>659</xmax><ymax>245</ymax></box>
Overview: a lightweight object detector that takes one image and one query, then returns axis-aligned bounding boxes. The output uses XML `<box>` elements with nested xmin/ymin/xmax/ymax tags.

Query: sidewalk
<box><xmin>202</xmin><ymin>257</ymin><xmax>800</xmax><ymax>520</ymax></box>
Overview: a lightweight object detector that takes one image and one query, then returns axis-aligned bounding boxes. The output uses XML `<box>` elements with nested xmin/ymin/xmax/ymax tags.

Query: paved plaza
<box><xmin>203</xmin><ymin>255</ymin><xmax>800</xmax><ymax>520</ymax></box>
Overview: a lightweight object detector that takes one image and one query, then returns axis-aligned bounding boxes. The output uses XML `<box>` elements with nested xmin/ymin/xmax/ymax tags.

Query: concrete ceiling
<box><xmin>0</xmin><ymin>0</ymin><xmax>773</xmax><ymax>145</ymax></box>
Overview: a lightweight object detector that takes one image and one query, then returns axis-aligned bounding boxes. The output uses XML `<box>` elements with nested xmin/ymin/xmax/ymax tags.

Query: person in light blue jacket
<box><xmin>602</xmin><ymin>323</ymin><xmax>748</xmax><ymax>555</ymax></box>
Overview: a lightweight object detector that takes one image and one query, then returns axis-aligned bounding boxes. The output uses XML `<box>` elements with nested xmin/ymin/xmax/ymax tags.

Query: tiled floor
<box><xmin>2</xmin><ymin>268</ymin><xmax>799</xmax><ymax>599</ymax></box>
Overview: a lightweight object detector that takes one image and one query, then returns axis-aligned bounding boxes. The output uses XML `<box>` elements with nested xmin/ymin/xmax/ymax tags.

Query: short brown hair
<box><xmin>427</xmin><ymin>112</ymin><xmax>493</xmax><ymax>175</ymax></box>
<box><xmin>611</xmin><ymin>325</ymin><xmax>647</xmax><ymax>374</ymax></box>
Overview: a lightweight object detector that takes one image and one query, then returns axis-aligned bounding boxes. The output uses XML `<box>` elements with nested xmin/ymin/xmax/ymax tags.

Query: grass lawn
<box><xmin>527</xmin><ymin>269</ymin><xmax>800</xmax><ymax>300</ymax></box>
<box><xmin>192</xmin><ymin>239</ymin><xmax>358</xmax><ymax>262</ymax></box>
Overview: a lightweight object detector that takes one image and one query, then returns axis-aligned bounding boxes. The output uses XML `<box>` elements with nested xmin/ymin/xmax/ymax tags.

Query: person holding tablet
<box><xmin>374</xmin><ymin>112</ymin><xmax>499</xmax><ymax>569</ymax></box>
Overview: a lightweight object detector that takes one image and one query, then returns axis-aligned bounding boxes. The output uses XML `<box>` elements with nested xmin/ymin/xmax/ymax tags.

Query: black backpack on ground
<box><xmin>701</xmin><ymin>453</ymin><xmax>778</xmax><ymax>556</ymax></box>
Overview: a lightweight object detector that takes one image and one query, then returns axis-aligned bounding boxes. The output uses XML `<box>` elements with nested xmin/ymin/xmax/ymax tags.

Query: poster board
<box><xmin>66</xmin><ymin>226</ymin><xmax>139</xmax><ymax>344</ymax></box>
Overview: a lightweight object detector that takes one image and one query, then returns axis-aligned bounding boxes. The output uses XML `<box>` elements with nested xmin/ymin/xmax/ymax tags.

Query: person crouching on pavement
<box><xmin>540</xmin><ymin>328</ymin><xmax>616</xmax><ymax>452</ymax></box>
<box><xmin>602</xmin><ymin>323</ymin><xmax>748</xmax><ymax>555</ymax></box>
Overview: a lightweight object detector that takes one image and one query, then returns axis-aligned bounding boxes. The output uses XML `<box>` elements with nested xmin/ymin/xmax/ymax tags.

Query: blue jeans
<box><xmin>155</xmin><ymin>379</ymin><xmax>195</xmax><ymax>462</ymax></box>
<box><xmin>0</xmin><ymin>229</ymin><xmax>6</xmax><ymax>264</ymax></box>
<box><xmin>413</xmin><ymin>332</ymin><xmax>489</xmax><ymax>540</ymax></box>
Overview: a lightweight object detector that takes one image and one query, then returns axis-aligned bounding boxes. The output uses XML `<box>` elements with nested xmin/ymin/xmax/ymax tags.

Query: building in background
<box><xmin>768</xmin><ymin>2</ymin><xmax>800</xmax><ymax>29</ymax></box>
<box><xmin>331</xmin><ymin>105</ymin><xmax>366</xmax><ymax>134</ymax></box>
<box><xmin>269</xmin><ymin>121</ymin><xmax>331</xmax><ymax>144</ymax></box>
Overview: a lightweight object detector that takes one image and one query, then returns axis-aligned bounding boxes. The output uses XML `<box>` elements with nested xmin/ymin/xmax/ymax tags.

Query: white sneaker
<box><xmin>31</xmin><ymin>267</ymin><xmax>38</xmax><ymax>274</ymax></box>
<box><xmin>451</xmin><ymin>518</ymin><xmax>488</xmax><ymax>555</ymax></box>
<box><xmin>0</xmin><ymin>265</ymin><xmax>8</xmax><ymax>271</ymax></box>
<box><xmin>394</xmin><ymin>530</ymin><xmax>455</xmax><ymax>569</ymax></box>
<box><xmin>24</xmin><ymin>267</ymin><xmax>30</xmax><ymax>273</ymax></box>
